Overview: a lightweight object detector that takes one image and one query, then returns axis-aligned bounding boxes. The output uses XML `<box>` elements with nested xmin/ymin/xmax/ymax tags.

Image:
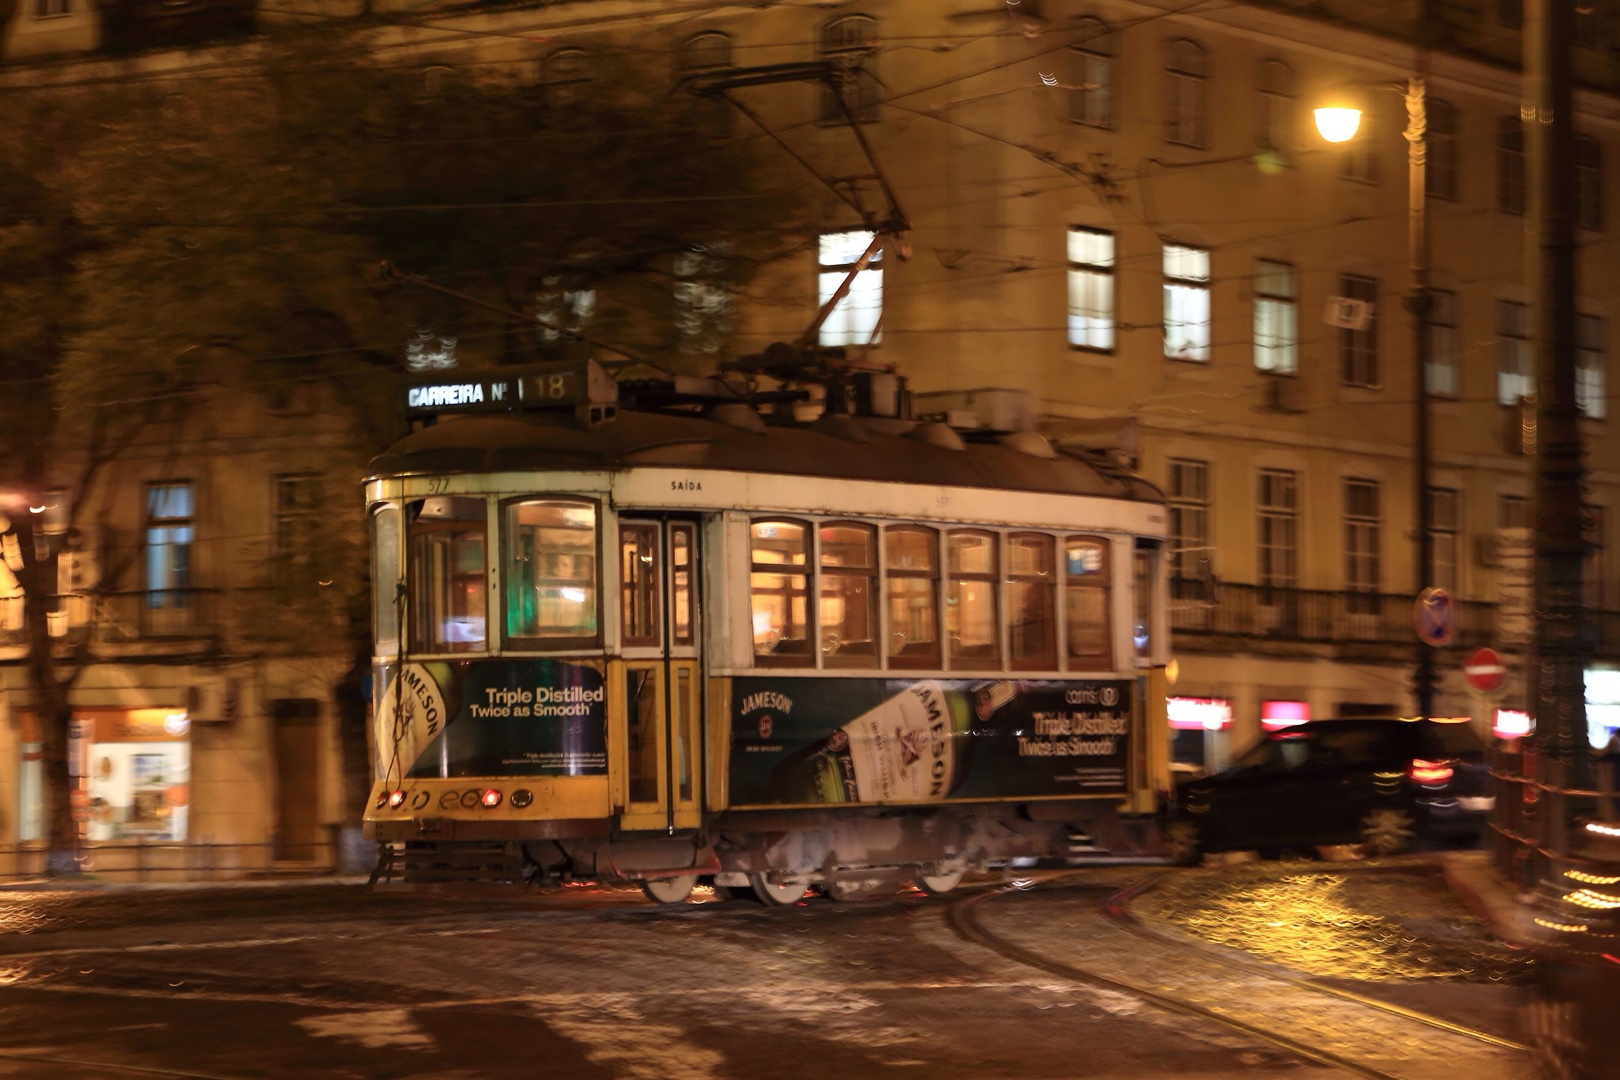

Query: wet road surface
<box><xmin>0</xmin><ymin>867</ymin><xmax>1536</xmax><ymax>1079</ymax></box>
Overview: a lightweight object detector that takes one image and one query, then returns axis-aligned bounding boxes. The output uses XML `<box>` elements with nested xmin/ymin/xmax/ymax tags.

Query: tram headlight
<box><xmin>387</xmin><ymin>789</ymin><xmax>406</xmax><ymax>809</ymax></box>
<box><xmin>510</xmin><ymin>789</ymin><xmax>534</xmax><ymax>810</ymax></box>
<box><xmin>480</xmin><ymin>788</ymin><xmax>503</xmax><ymax>809</ymax></box>
<box><xmin>374</xmin><ymin>790</ymin><xmax>390</xmax><ymax>810</ymax></box>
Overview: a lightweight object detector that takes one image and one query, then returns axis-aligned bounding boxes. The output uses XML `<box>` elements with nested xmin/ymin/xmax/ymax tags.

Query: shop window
<box><xmin>85</xmin><ymin>709</ymin><xmax>192</xmax><ymax>843</ymax></box>
<box><xmin>620</xmin><ymin>523</ymin><xmax>660</xmax><ymax>648</ymax></box>
<box><xmin>505</xmin><ymin>499</ymin><xmax>598</xmax><ymax>649</ymax></box>
<box><xmin>751</xmin><ymin>520</ymin><xmax>812</xmax><ymax>665</ymax></box>
<box><xmin>371</xmin><ymin>504</ymin><xmax>401</xmax><ymax>658</ymax></box>
<box><xmin>410</xmin><ymin>496</ymin><xmax>487</xmax><ymax>653</ymax></box>
<box><xmin>1064</xmin><ymin>535</ymin><xmax>1112</xmax><ymax>669</ymax></box>
<box><xmin>947</xmin><ymin>530</ymin><xmax>999</xmax><ymax>668</ymax></box>
<box><xmin>820</xmin><ymin>521</ymin><xmax>878</xmax><ymax>667</ymax></box>
<box><xmin>885</xmin><ymin>525</ymin><xmax>939</xmax><ymax>669</ymax></box>
<box><xmin>1008</xmin><ymin>533</ymin><xmax>1057</xmax><ymax>670</ymax></box>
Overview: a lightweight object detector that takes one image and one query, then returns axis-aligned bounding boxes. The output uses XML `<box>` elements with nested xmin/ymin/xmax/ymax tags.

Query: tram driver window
<box><xmin>1065</xmin><ymin>536</ymin><xmax>1113</xmax><ymax>670</ymax></box>
<box><xmin>1008</xmin><ymin>533</ymin><xmax>1057</xmax><ymax>670</ymax></box>
<box><xmin>750</xmin><ymin>520</ymin><xmax>812</xmax><ymax>665</ymax></box>
<box><xmin>372</xmin><ymin>504</ymin><xmax>401</xmax><ymax>659</ymax></box>
<box><xmin>885</xmin><ymin>526</ymin><xmax>940</xmax><ymax>669</ymax></box>
<box><xmin>820</xmin><ymin>521</ymin><xmax>878</xmax><ymax>668</ymax></box>
<box><xmin>408</xmin><ymin>496</ymin><xmax>487</xmax><ymax>653</ymax></box>
<box><xmin>947</xmin><ymin>530</ymin><xmax>1000</xmax><ymax>668</ymax></box>
<box><xmin>505</xmin><ymin>499</ymin><xmax>599</xmax><ymax>648</ymax></box>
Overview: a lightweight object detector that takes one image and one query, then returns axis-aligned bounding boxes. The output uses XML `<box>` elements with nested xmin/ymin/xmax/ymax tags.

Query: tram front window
<box><xmin>506</xmin><ymin>499</ymin><xmax>599</xmax><ymax>648</ymax></box>
<box><xmin>885</xmin><ymin>526</ymin><xmax>939</xmax><ymax>669</ymax></box>
<box><xmin>1008</xmin><ymin>533</ymin><xmax>1056</xmax><ymax>670</ymax></box>
<box><xmin>1065</xmin><ymin>536</ymin><xmax>1112</xmax><ymax>669</ymax></box>
<box><xmin>372</xmin><ymin>504</ymin><xmax>401</xmax><ymax>658</ymax></box>
<box><xmin>408</xmin><ymin>496</ymin><xmax>487</xmax><ymax>653</ymax></box>
<box><xmin>750</xmin><ymin>520</ymin><xmax>811</xmax><ymax>665</ymax></box>
<box><xmin>819</xmin><ymin>521</ymin><xmax>877</xmax><ymax>668</ymax></box>
<box><xmin>947</xmin><ymin>530</ymin><xmax>1000</xmax><ymax>668</ymax></box>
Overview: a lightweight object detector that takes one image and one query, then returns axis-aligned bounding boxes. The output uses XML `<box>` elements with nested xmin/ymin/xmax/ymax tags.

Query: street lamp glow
<box><xmin>1314</xmin><ymin>107</ymin><xmax>1362</xmax><ymax>143</ymax></box>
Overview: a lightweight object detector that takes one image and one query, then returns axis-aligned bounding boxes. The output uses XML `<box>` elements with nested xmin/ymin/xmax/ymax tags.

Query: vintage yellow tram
<box><xmin>364</xmin><ymin>362</ymin><xmax>1171</xmax><ymax>902</ymax></box>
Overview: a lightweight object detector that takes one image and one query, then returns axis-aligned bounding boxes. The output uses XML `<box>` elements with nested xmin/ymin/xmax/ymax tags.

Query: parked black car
<box><xmin>1164</xmin><ymin>718</ymin><xmax>1492</xmax><ymax>860</ymax></box>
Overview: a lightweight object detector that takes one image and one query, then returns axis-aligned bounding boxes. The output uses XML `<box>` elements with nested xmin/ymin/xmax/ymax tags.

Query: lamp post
<box><xmin>1315</xmin><ymin>18</ymin><xmax>1437</xmax><ymax>721</ymax></box>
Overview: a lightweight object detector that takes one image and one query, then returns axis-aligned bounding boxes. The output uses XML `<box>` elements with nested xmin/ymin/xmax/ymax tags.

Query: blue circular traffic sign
<box><xmin>1414</xmin><ymin>587</ymin><xmax>1456</xmax><ymax>647</ymax></box>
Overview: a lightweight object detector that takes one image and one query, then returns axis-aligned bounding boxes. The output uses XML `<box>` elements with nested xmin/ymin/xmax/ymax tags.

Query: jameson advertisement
<box><xmin>375</xmin><ymin>660</ymin><xmax>608</xmax><ymax>779</ymax></box>
<box><xmin>730</xmin><ymin>678</ymin><xmax>1133</xmax><ymax>806</ymax></box>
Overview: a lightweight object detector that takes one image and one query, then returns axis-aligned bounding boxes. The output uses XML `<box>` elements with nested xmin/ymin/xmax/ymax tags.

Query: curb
<box><xmin>1438</xmin><ymin>851</ymin><xmax>1535</xmax><ymax>946</ymax></box>
<box><xmin>0</xmin><ymin>875</ymin><xmax>369</xmax><ymax>894</ymax></box>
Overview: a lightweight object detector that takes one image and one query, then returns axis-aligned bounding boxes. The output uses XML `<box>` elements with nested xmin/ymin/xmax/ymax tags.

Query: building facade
<box><xmin>3</xmin><ymin>0</ymin><xmax>1619</xmax><ymax>872</ymax></box>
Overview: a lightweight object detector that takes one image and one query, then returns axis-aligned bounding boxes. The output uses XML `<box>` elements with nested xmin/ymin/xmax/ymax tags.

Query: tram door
<box><xmin>617</xmin><ymin>518</ymin><xmax>702</xmax><ymax>832</ymax></box>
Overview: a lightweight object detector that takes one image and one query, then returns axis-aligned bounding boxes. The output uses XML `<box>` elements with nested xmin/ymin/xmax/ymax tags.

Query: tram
<box><xmin>364</xmin><ymin>361</ymin><xmax>1172</xmax><ymax>903</ymax></box>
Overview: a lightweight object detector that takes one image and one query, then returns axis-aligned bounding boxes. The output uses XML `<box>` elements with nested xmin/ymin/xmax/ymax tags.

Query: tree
<box><xmin>0</xmin><ymin>27</ymin><xmax>809</xmax><ymax>872</ymax></box>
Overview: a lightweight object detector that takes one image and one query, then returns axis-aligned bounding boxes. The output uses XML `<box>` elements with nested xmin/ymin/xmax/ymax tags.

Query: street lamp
<box><xmin>1316</xmin><ymin>54</ymin><xmax>1437</xmax><ymax>721</ymax></box>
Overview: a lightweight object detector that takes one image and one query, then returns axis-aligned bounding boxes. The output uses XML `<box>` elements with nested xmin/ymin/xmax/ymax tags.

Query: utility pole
<box><xmin>1525</xmin><ymin>0</ymin><xmax>1589</xmax><ymax>875</ymax></box>
<box><xmin>1407</xmin><ymin>0</ymin><xmax>1436</xmax><ymax>721</ymax></box>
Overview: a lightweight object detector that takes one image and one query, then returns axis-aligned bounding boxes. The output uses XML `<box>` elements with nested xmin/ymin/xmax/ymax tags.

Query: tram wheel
<box><xmin>915</xmin><ymin>865</ymin><xmax>965</xmax><ymax>896</ymax></box>
<box><xmin>641</xmin><ymin>874</ymin><xmax>698</xmax><ymax>905</ymax></box>
<box><xmin>747</xmin><ymin>872</ymin><xmax>807</xmax><ymax>906</ymax></box>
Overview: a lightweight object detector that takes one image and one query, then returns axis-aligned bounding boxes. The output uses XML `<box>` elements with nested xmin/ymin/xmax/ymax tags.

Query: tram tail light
<box><xmin>387</xmin><ymin>789</ymin><xmax>407</xmax><ymax>808</ymax></box>
<box><xmin>374</xmin><ymin>790</ymin><xmax>390</xmax><ymax>809</ymax></box>
<box><xmin>1408</xmin><ymin>759</ymin><xmax>1454</xmax><ymax>785</ymax></box>
<box><xmin>481</xmin><ymin>788</ymin><xmax>503</xmax><ymax>808</ymax></box>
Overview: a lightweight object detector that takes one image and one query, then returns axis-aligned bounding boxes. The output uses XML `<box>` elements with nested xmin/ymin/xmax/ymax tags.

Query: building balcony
<box><xmin>0</xmin><ymin>590</ymin><xmax>224</xmax><ymax>650</ymax></box>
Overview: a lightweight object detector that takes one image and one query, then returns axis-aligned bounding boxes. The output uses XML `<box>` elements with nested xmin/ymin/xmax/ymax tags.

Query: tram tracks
<box><xmin>949</xmin><ymin>872</ymin><xmax>1533</xmax><ymax>1080</ymax></box>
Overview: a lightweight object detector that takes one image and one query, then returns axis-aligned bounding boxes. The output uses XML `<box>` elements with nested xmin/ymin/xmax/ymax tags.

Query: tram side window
<box><xmin>620</xmin><ymin>523</ymin><xmax>659</xmax><ymax>647</ymax></box>
<box><xmin>885</xmin><ymin>526</ymin><xmax>940</xmax><ymax>669</ymax></box>
<box><xmin>1008</xmin><ymin>533</ymin><xmax>1057</xmax><ymax>670</ymax></box>
<box><xmin>671</xmin><ymin>525</ymin><xmax>695</xmax><ymax>647</ymax></box>
<box><xmin>506</xmin><ymin>499</ymin><xmax>599</xmax><ymax>648</ymax></box>
<box><xmin>947</xmin><ymin>530</ymin><xmax>1000</xmax><ymax>668</ymax></box>
<box><xmin>372</xmin><ymin>504</ymin><xmax>401</xmax><ymax>658</ymax></box>
<box><xmin>408</xmin><ymin>496</ymin><xmax>487</xmax><ymax>653</ymax></box>
<box><xmin>820</xmin><ymin>521</ymin><xmax>878</xmax><ymax>668</ymax></box>
<box><xmin>750</xmin><ymin>520</ymin><xmax>812</xmax><ymax>665</ymax></box>
<box><xmin>1135</xmin><ymin>540</ymin><xmax>1160</xmax><ymax>661</ymax></box>
<box><xmin>1065</xmin><ymin>535</ymin><xmax>1113</xmax><ymax>670</ymax></box>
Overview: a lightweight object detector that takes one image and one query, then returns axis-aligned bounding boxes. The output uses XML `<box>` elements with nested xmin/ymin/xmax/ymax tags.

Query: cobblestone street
<box><xmin>0</xmin><ymin>865</ymin><xmax>1537</xmax><ymax>1079</ymax></box>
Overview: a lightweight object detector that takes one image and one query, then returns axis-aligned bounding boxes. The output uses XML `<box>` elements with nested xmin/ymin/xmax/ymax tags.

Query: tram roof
<box><xmin>371</xmin><ymin>411</ymin><xmax>1163</xmax><ymax>504</ymax></box>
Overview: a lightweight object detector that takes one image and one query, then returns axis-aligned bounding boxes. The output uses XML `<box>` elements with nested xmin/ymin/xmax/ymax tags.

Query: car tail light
<box><xmin>387</xmin><ymin>789</ymin><xmax>407</xmax><ymax>808</ymax></box>
<box><xmin>1409</xmin><ymin>758</ymin><xmax>1454</xmax><ymax>785</ymax></box>
<box><xmin>480</xmin><ymin>788</ymin><xmax>502</xmax><ymax>808</ymax></box>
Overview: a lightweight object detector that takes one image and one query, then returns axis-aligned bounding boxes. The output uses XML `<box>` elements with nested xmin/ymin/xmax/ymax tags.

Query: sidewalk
<box><xmin>0</xmin><ymin>874</ymin><xmax>368</xmax><ymax>894</ymax></box>
<box><xmin>1439</xmin><ymin>851</ymin><xmax>1537</xmax><ymax>946</ymax></box>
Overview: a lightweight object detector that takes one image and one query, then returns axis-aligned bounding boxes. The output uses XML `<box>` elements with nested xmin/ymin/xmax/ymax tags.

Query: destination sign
<box><xmin>404</xmin><ymin>363</ymin><xmax>598</xmax><ymax>417</ymax></box>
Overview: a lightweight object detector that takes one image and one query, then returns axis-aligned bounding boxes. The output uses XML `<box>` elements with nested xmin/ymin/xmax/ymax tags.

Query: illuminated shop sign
<box><xmin>1261</xmin><ymin>700</ymin><xmax>1310</xmax><ymax>730</ymax></box>
<box><xmin>1494</xmin><ymin>709</ymin><xmax>1532</xmax><ymax>738</ymax></box>
<box><xmin>1166</xmin><ymin>697</ymin><xmax>1232</xmax><ymax>731</ymax></box>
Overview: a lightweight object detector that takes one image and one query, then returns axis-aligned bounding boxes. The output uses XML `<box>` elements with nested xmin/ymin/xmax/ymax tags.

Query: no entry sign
<box><xmin>1464</xmin><ymin>647</ymin><xmax>1507</xmax><ymax>695</ymax></box>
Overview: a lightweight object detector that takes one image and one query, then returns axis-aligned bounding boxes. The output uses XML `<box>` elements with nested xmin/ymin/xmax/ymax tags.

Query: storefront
<box><xmin>16</xmin><ymin>707</ymin><xmax>192</xmax><ymax>844</ymax></box>
<box><xmin>1166</xmin><ymin>696</ymin><xmax>1231</xmax><ymax>775</ymax></box>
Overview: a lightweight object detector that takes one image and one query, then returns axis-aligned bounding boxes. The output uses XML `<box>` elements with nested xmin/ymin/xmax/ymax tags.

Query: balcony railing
<box><xmin>1169</xmin><ymin>580</ymin><xmax>1498</xmax><ymax>651</ymax></box>
<box><xmin>0</xmin><ymin>589</ymin><xmax>222</xmax><ymax>648</ymax></box>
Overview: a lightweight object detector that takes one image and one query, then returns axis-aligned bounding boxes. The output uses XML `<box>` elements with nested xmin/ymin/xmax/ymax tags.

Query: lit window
<box><xmin>818</xmin><ymin>230</ymin><xmax>883</xmax><ymax>347</ymax></box>
<box><xmin>674</xmin><ymin>246</ymin><xmax>732</xmax><ymax>355</ymax></box>
<box><xmin>1427</xmin><ymin>99</ymin><xmax>1458</xmax><ymax>201</ymax></box>
<box><xmin>1008</xmin><ymin>533</ymin><xmax>1056</xmax><ymax>670</ymax></box>
<box><xmin>885</xmin><ymin>526</ymin><xmax>939</xmax><ymax>669</ymax></box>
<box><xmin>1164</xmin><ymin>39</ymin><xmax>1205</xmax><ymax>148</ymax></box>
<box><xmin>534</xmin><ymin>276</ymin><xmax>596</xmax><ymax>348</ymax></box>
<box><xmin>1068</xmin><ymin>19</ymin><xmax>1115</xmax><ymax>128</ymax></box>
<box><xmin>1497</xmin><ymin>300</ymin><xmax>1532</xmax><ymax>405</ymax></box>
<box><xmin>1163</xmin><ymin>244</ymin><xmax>1210</xmax><ymax>361</ymax></box>
<box><xmin>818</xmin><ymin>15</ymin><xmax>878</xmax><ymax>123</ymax></box>
<box><xmin>1339</xmin><ymin>273</ymin><xmax>1379</xmax><ymax>387</ymax></box>
<box><xmin>409</xmin><ymin>495</ymin><xmax>486</xmax><ymax>653</ymax></box>
<box><xmin>1253</xmin><ymin>260</ymin><xmax>1297</xmax><ymax>374</ymax></box>
<box><xmin>1579</xmin><ymin>313</ymin><xmax>1606</xmax><ymax>420</ymax></box>
<box><xmin>820</xmin><ymin>522</ymin><xmax>878</xmax><ymax>668</ymax></box>
<box><xmin>145</xmin><ymin>483</ymin><xmax>194</xmax><ymax>612</ymax></box>
<box><xmin>505</xmin><ymin>499</ymin><xmax>598</xmax><ymax>648</ymax></box>
<box><xmin>751</xmin><ymin>520</ymin><xmax>811</xmax><ymax>665</ymax></box>
<box><xmin>1064</xmin><ymin>536</ymin><xmax>1111</xmax><ymax>669</ymax></box>
<box><xmin>947</xmin><ymin>530</ymin><xmax>999</xmax><ymax>668</ymax></box>
<box><xmin>1426</xmin><ymin>289</ymin><xmax>1459</xmax><ymax>397</ymax></box>
<box><xmin>1498</xmin><ymin>117</ymin><xmax>1526</xmax><ymax>215</ymax></box>
<box><xmin>1256</xmin><ymin>60</ymin><xmax>1293</xmax><ymax>154</ymax></box>
<box><xmin>1067</xmin><ymin>227</ymin><xmax>1115</xmax><ymax>350</ymax></box>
